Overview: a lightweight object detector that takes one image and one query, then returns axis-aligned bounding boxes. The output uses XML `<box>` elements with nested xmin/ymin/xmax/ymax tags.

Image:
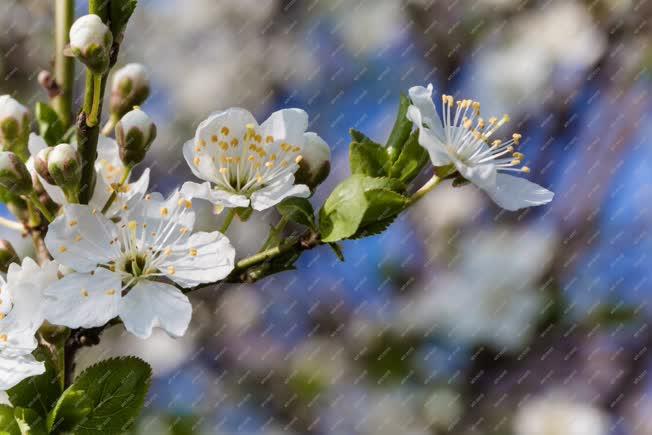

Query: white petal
<box><xmin>196</xmin><ymin>108</ymin><xmax>257</xmax><ymax>145</ymax></box>
<box><xmin>455</xmin><ymin>160</ymin><xmax>497</xmax><ymax>188</ymax></box>
<box><xmin>183</xmin><ymin>139</ymin><xmax>219</xmax><ymax>182</ymax></box>
<box><xmin>260</xmin><ymin>108</ymin><xmax>309</xmax><ymax>145</ymax></box>
<box><xmin>44</xmin><ymin>268</ymin><xmax>122</xmax><ymax>329</ymax></box>
<box><xmin>407</xmin><ymin>84</ymin><xmax>445</xmax><ymax>140</ymax></box>
<box><xmin>482</xmin><ymin>173</ymin><xmax>554</xmax><ymax>211</ymax></box>
<box><xmin>4</xmin><ymin>258</ymin><xmax>58</xmax><ymax>334</ymax></box>
<box><xmin>45</xmin><ymin>205</ymin><xmax>120</xmax><ymax>272</ymax></box>
<box><xmin>160</xmin><ymin>231</ymin><xmax>236</xmax><ymax>288</ymax></box>
<box><xmin>250</xmin><ymin>174</ymin><xmax>310</xmax><ymax>211</ymax></box>
<box><xmin>27</xmin><ymin>133</ymin><xmax>48</xmax><ymax>157</ymax></box>
<box><xmin>0</xmin><ymin>354</ymin><xmax>45</xmax><ymax>390</ymax></box>
<box><xmin>96</xmin><ymin>135</ymin><xmax>121</xmax><ymax>169</ymax></box>
<box><xmin>180</xmin><ymin>181</ymin><xmax>249</xmax><ymax>208</ymax></box>
<box><xmin>38</xmin><ymin>176</ymin><xmax>67</xmax><ymax>205</ymax></box>
<box><xmin>407</xmin><ymin>105</ymin><xmax>451</xmax><ymax>166</ymax></box>
<box><xmin>119</xmin><ymin>280</ymin><xmax>191</xmax><ymax>339</ymax></box>
<box><xmin>90</xmin><ymin>168</ymin><xmax>150</xmax><ymax>216</ymax></box>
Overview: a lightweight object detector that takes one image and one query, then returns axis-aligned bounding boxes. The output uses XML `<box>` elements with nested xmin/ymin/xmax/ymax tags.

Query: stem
<box><xmin>219</xmin><ymin>208</ymin><xmax>237</xmax><ymax>234</ymax></box>
<box><xmin>0</xmin><ymin>216</ymin><xmax>23</xmax><ymax>231</ymax></box>
<box><xmin>52</xmin><ymin>0</ymin><xmax>74</xmax><ymax>128</ymax></box>
<box><xmin>259</xmin><ymin>215</ymin><xmax>289</xmax><ymax>251</ymax></box>
<box><xmin>86</xmin><ymin>74</ymin><xmax>103</xmax><ymax>127</ymax></box>
<box><xmin>28</xmin><ymin>193</ymin><xmax>55</xmax><ymax>222</ymax></box>
<box><xmin>100</xmin><ymin>113</ymin><xmax>119</xmax><ymax>136</ymax></box>
<box><xmin>409</xmin><ymin>175</ymin><xmax>442</xmax><ymax>205</ymax></box>
<box><xmin>101</xmin><ymin>166</ymin><xmax>131</xmax><ymax>214</ymax></box>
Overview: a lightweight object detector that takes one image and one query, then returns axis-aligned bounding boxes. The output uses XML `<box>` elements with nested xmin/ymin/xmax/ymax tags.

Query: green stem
<box><xmin>101</xmin><ymin>166</ymin><xmax>131</xmax><ymax>214</ymax></box>
<box><xmin>259</xmin><ymin>215</ymin><xmax>289</xmax><ymax>251</ymax></box>
<box><xmin>409</xmin><ymin>175</ymin><xmax>442</xmax><ymax>205</ymax></box>
<box><xmin>52</xmin><ymin>0</ymin><xmax>75</xmax><ymax>129</ymax></box>
<box><xmin>100</xmin><ymin>113</ymin><xmax>119</xmax><ymax>136</ymax></box>
<box><xmin>86</xmin><ymin>74</ymin><xmax>103</xmax><ymax>127</ymax></box>
<box><xmin>28</xmin><ymin>193</ymin><xmax>55</xmax><ymax>222</ymax></box>
<box><xmin>219</xmin><ymin>208</ymin><xmax>237</xmax><ymax>234</ymax></box>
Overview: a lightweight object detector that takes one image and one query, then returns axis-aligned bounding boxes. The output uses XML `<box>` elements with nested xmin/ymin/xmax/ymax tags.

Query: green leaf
<box><xmin>7</xmin><ymin>347</ymin><xmax>61</xmax><ymax>418</ymax></box>
<box><xmin>109</xmin><ymin>0</ymin><xmax>138</xmax><ymax>40</ymax></box>
<box><xmin>47</xmin><ymin>356</ymin><xmax>151</xmax><ymax>434</ymax></box>
<box><xmin>35</xmin><ymin>103</ymin><xmax>65</xmax><ymax>147</ymax></box>
<box><xmin>319</xmin><ymin>175</ymin><xmax>408</xmax><ymax>242</ymax></box>
<box><xmin>389</xmin><ymin>131</ymin><xmax>429</xmax><ymax>183</ymax></box>
<box><xmin>0</xmin><ymin>405</ymin><xmax>19</xmax><ymax>435</ymax></box>
<box><xmin>13</xmin><ymin>408</ymin><xmax>46</xmax><ymax>435</ymax></box>
<box><xmin>276</xmin><ymin>197</ymin><xmax>316</xmax><ymax>229</ymax></box>
<box><xmin>327</xmin><ymin>242</ymin><xmax>344</xmax><ymax>261</ymax></box>
<box><xmin>349</xmin><ymin>141</ymin><xmax>390</xmax><ymax>177</ymax></box>
<box><xmin>385</xmin><ymin>94</ymin><xmax>413</xmax><ymax>164</ymax></box>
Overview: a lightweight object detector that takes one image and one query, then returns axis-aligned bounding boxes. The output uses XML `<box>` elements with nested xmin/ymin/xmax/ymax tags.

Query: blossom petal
<box><xmin>44</xmin><ymin>268</ymin><xmax>122</xmax><ymax>329</ymax></box>
<box><xmin>260</xmin><ymin>108</ymin><xmax>309</xmax><ymax>145</ymax></box>
<box><xmin>183</xmin><ymin>139</ymin><xmax>220</xmax><ymax>182</ymax></box>
<box><xmin>195</xmin><ymin>108</ymin><xmax>257</xmax><ymax>150</ymax></box>
<box><xmin>45</xmin><ymin>205</ymin><xmax>120</xmax><ymax>272</ymax></box>
<box><xmin>407</xmin><ymin>105</ymin><xmax>451</xmax><ymax>166</ymax></box>
<box><xmin>119</xmin><ymin>280</ymin><xmax>192</xmax><ymax>339</ymax></box>
<box><xmin>27</xmin><ymin>133</ymin><xmax>48</xmax><ymax>156</ymax></box>
<box><xmin>180</xmin><ymin>181</ymin><xmax>249</xmax><ymax>208</ymax></box>
<box><xmin>90</xmin><ymin>168</ymin><xmax>151</xmax><ymax>216</ymax></box>
<box><xmin>0</xmin><ymin>354</ymin><xmax>45</xmax><ymax>390</ymax></box>
<box><xmin>250</xmin><ymin>174</ymin><xmax>310</xmax><ymax>211</ymax></box>
<box><xmin>481</xmin><ymin>173</ymin><xmax>554</xmax><ymax>211</ymax></box>
<box><xmin>407</xmin><ymin>84</ymin><xmax>445</xmax><ymax>140</ymax></box>
<box><xmin>4</xmin><ymin>258</ymin><xmax>58</xmax><ymax>334</ymax></box>
<box><xmin>455</xmin><ymin>160</ymin><xmax>497</xmax><ymax>188</ymax></box>
<box><xmin>160</xmin><ymin>231</ymin><xmax>236</xmax><ymax>287</ymax></box>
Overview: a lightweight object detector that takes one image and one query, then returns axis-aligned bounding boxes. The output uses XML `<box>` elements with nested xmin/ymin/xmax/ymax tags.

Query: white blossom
<box><xmin>28</xmin><ymin>133</ymin><xmax>150</xmax><ymax>217</ymax></box>
<box><xmin>182</xmin><ymin>108</ymin><xmax>325</xmax><ymax>210</ymax></box>
<box><xmin>398</xmin><ymin>227</ymin><xmax>557</xmax><ymax>351</ymax></box>
<box><xmin>0</xmin><ymin>257</ymin><xmax>58</xmax><ymax>390</ymax></box>
<box><xmin>43</xmin><ymin>191</ymin><xmax>235</xmax><ymax>338</ymax></box>
<box><xmin>408</xmin><ymin>84</ymin><xmax>554</xmax><ymax>211</ymax></box>
<box><xmin>513</xmin><ymin>391</ymin><xmax>609</xmax><ymax>435</ymax></box>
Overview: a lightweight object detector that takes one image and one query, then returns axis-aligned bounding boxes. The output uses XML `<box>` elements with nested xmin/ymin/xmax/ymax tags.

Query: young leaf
<box><xmin>47</xmin><ymin>356</ymin><xmax>151</xmax><ymax>434</ymax></box>
<box><xmin>0</xmin><ymin>405</ymin><xmax>19</xmax><ymax>435</ymax></box>
<box><xmin>319</xmin><ymin>175</ymin><xmax>407</xmax><ymax>242</ymax></box>
<box><xmin>385</xmin><ymin>94</ymin><xmax>413</xmax><ymax>164</ymax></box>
<box><xmin>389</xmin><ymin>131</ymin><xmax>429</xmax><ymax>183</ymax></box>
<box><xmin>109</xmin><ymin>0</ymin><xmax>138</xmax><ymax>41</ymax></box>
<box><xmin>349</xmin><ymin>128</ymin><xmax>372</xmax><ymax>144</ymax></box>
<box><xmin>277</xmin><ymin>197</ymin><xmax>316</xmax><ymax>229</ymax></box>
<box><xmin>349</xmin><ymin>141</ymin><xmax>390</xmax><ymax>177</ymax></box>
<box><xmin>7</xmin><ymin>347</ymin><xmax>61</xmax><ymax>418</ymax></box>
<box><xmin>13</xmin><ymin>408</ymin><xmax>46</xmax><ymax>435</ymax></box>
<box><xmin>35</xmin><ymin>103</ymin><xmax>65</xmax><ymax>147</ymax></box>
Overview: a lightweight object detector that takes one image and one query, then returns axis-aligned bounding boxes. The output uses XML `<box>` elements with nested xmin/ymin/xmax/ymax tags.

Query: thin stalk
<box><xmin>409</xmin><ymin>175</ymin><xmax>442</xmax><ymax>205</ymax></box>
<box><xmin>101</xmin><ymin>166</ymin><xmax>131</xmax><ymax>214</ymax></box>
<box><xmin>0</xmin><ymin>216</ymin><xmax>23</xmax><ymax>231</ymax></box>
<box><xmin>27</xmin><ymin>193</ymin><xmax>54</xmax><ymax>222</ymax></box>
<box><xmin>52</xmin><ymin>0</ymin><xmax>75</xmax><ymax>128</ymax></box>
<box><xmin>100</xmin><ymin>113</ymin><xmax>119</xmax><ymax>136</ymax></box>
<box><xmin>259</xmin><ymin>215</ymin><xmax>289</xmax><ymax>251</ymax></box>
<box><xmin>219</xmin><ymin>208</ymin><xmax>237</xmax><ymax>234</ymax></box>
<box><xmin>86</xmin><ymin>74</ymin><xmax>103</xmax><ymax>127</ymax></box>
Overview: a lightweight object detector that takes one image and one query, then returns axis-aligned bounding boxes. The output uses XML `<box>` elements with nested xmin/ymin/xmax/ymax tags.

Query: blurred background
<box><xmin>1</xmin><ymin>0</ymin><xmax>651</xmax><ymax>433</ymax></box>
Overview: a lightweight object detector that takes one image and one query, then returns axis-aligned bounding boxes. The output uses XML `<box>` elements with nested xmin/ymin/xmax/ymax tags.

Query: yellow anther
<box><xmin>0</xmin><ymin>313</ymin><xmax>4</xmax><ymax>320</ymax></box>
<box><xmin>189</xmin><ymin>248</ymin><xmax>198</xmax><ymax>257</ymax></box>
<box><xmin>177</xmin><ymin>198</ymin><xmax>192</xmax><ymax>209</ymax></box>
<box><xmin>59</xmin><ymin>246</ymin><xmax>67</xmax><ymax>253</ymax></box>
<box><xmin>163</xmin><ymin>247</ymin><xmax>172</xmax><ymax>256</ymax></box>
<box><xmin>477</xmin><ymin>118</ymin><xmax>485</xmax><ymax>129</ymax></box>
<box><xmin>167</xmin><ymin>266</ymin><xmax>176</xmax><ymax>275</ymax></box>
<box><xmin>0</xmin><ymin>334</ymin><xmax>7</xmax><ymax>342</ymax></box>
<box><xmin>69</xmin><ymin>219</ymin><xmax>78</xmax><ymax>227</ymax></box>
<box><xmin>160</xmin><ymin>207</ymin><xmax>169</xmax><ymax>217</ymax></box>
<box><xmin>231</xmin><ymin>138</ymin><xmax>239</xmax><ymax>147</ymax></box>
<box><xmin>512</xmin><ymin>133</ymin><xmax>522</xmax><ymax>144</ymax></box>
<box><xmin>179</xmin><ymin>227</ymin><xmax>189</xmax><ymax>235</ymax></box>
<box><xmin>266</xmin><ymin>135</ymin><xmax>274</xmax><ymax>144</ymax></box>
<box><xmin>522</xmin><ymin>166</ymin><xmax>531</xmax><ymax>173</ymax></box>
<box><xmin>463</xmin><ymin>119</ymin><xmax>472</xmax><ymax>129</ymax></box>
<box><xmin>74</xmin><ymin>235</ymin><xmax>82</xmax><ymax>242</ymax></box>
<box><xmin>295</xmin><ymin>155</ymin><xmax>303</xmax><ymax>164</ymax></box>
<box><xmin>211</xmin><ymin>134</ymin><xmax>218</xmax><ymax>143</ymax></box>
<box><xmin>221</xmin><ymin>126</ymin><xmax>230</xmax><ymax>136</ymax></box>
<box><xmin>265</xmin><ymin>161</ymin><xmax>274</xmax><ymax>168</ymax></box>
<box><xmin>198</xmin><ymin>139</ymin><xmax>206</xmax><ymax>147</ymax></box>
<box><xmin>81</xmin><ymin>289</ymin><xmax>89</xmax><ymax>297</ymax></box>
<box><xmin>254</xmin><ymin>134</ymin><xmax>262</xmax><ymax>143</ymax></box>
<box><xmin>193</xmin><ymin>157</ymin><xmax>201</xmax><ymax>167</ymax></box>
<box><xmin>488</xmin><ymin>117</ymin><xmax>497</xmax><ymax>125</ymax></box>
<box><xmin>219</xmin><ymin>141</ymin><xmax>229</xmax><ymax>151</ymax></box>
<box><xmin>502</xmin><ymin>114</ymin><xmax>510</xmax><ymax>123</ymax></box>
<box><xmin>492</xmin><ymin>140</ymin><xmax>502</xmax><ymax>148</ymax></box>
<box><xmin>145</xmin><ymin>194</ymin><xmax>152</xmax><ymax>200</ymax></box>
<box><xmin>106</xmin><ymin>289</ymin><xmax>116</xmax><ymax>296</ymax></box>
<box><xmin>219</xmin><ymin>167</ymin><xmax>228</xmax><ymax>174</ymax></box>
<box><xmin>128</xmin><ymin>220</ymin><xmax>138</xmax><ymax>230</ymax></box>
<box><xmin>292</xmin><ymin>146</ymin><xmax>301</xmax><ymax>153</ymax></box>
<box><xmin>511</xmin><ymin>159</ymin><xmax>521</xmax><ymax>165</ymax></box>
<box><xmin>513</xmin><ymin>152</ymin><xmax>524</xmax><ymax>160</ymax></box>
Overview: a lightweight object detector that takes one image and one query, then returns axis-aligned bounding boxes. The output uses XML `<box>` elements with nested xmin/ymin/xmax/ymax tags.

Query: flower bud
<box><xmin>110</xmin><ymin>63</ymin><xmax>150</xmax><ymax>118</ymax></box>
<box><xmin>0</xmin><ymin>152</ymin><xmax>32</xmax><ymax>195</ymax></box>
<box><xmin>0</xmin><ymin>95</ymin><xmax>30</xmax><ymax>161</ymax></box>
<box><xmin>295</xmin><ymin>132</ymin><xmax>330</xmax><ymax>190</ymax></box>
<box><xmin>47</xmin><ymin>143</ymin><xmax>82</xmax><ymax>195</ymax></box>
<box><xmin>34</xmin><ymin>147</ymin><xmax>55</xmax><ymax>185</ymax></box>
<box><xmin>0</xmin><ymin>240</ymin><xmax>18</xmax><ymax>274</ymax></box>
<box><xmin>69</xmin><ymin>14</ymin><xmax>113</xmax><ymax>74</ymax></box>
<box><xmin>115</xmin><ymin>108</ymin><xmax>156</xmax><ymax>167</ymax></box>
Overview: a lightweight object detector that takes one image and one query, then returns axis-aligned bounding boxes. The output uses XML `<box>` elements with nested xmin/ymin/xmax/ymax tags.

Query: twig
<box><xmin>52</xmin><ymin>0</ymin><xmax>75</xmax><ymax>128</ymax></box>
<box><xmin>0</xmin><ymin>216</ymin><xmax>24</xmax><ymax>231</ymax></box>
